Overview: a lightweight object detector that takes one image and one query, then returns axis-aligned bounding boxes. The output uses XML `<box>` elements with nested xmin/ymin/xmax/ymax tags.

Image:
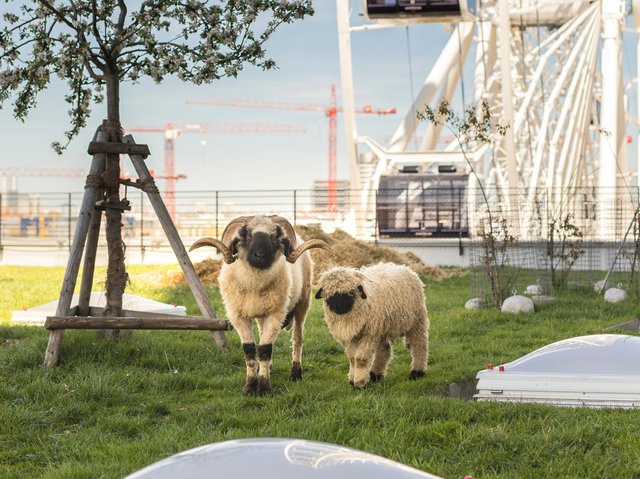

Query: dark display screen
<box><xmin>366</xmin><ymin>0</ymin><xmax>461</xmax><ymax>18</ymax></box>
<box><xmin>376</xmin><ymin>173</ymin><xmax>469</xmax><ymax>238</ymax></box>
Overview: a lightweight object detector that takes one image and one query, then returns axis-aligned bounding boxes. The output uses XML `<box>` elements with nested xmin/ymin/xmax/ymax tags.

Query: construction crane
<box><xmin>125</xmin><ymin>122</ymin><xmax>307</xmax><ymax>219</ymax></box>
<box><xmin>186</xmin><ymin>84</ymin><xmax>396</xmax><ymax>212</ymax></box>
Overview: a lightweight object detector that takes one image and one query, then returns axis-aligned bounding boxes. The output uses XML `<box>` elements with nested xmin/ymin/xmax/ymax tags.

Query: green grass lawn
<box><xmin>1</xmin><ymin>265</ymin><xmax>640</xmax><ymax>478</ymax></box>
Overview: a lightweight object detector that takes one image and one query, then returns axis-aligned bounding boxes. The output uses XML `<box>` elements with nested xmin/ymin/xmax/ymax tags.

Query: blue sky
<box><xmin>2</xmin><ymin>2</ymin><xmax>639</xmax><ymax>194</ymax></box>
<box><xmin>0</xmin><ymin>1</ymin><xmax>451</xmax><ymax>193</ymax></box>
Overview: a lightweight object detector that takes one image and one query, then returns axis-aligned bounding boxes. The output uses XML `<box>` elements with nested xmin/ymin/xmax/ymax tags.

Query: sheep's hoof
<box><xmin>369</xmin><ymin>372</ymin><xmax>384</xmax><ymax>382</ymax></box>
<box><xmin>352</xmin><ymin>379</ymin><xmax>369</xmax><ymax>389</ymax></box>
<box><xmin>242</xmin><ymin>377</ymin><xmax>259</xmax><ymax>395</ymax></box>
<box><xmin>289</xmin><ymin>362</ymin><xmax>303</xmax><ymax>382</ymax></box>
<box><xmin>409</xmin><ymin>370</ymin><xmax>425</xmax><ymax>380</ymax></box>
<box><xmin>255</xmin><ymin>377</ymin><xmax>273</xmax><ymax>396</ymax></box>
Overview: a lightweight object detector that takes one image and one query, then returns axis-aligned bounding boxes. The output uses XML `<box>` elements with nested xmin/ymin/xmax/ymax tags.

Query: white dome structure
<box><xmin>125</xmin><ymin>439</ymin><xmax>442</xmax><ymax>479</ymax></box>
<box><xmin>475</xmin><ymin>334</ymin><xmax>640</xmax><ymax>408</ymax></box>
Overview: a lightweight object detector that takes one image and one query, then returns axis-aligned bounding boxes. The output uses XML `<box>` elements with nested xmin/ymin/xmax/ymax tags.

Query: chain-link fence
<box><xmin>2</xmin><ymin>186</ymin><xmax>640</xmax><ymax>290</ymax></box>
<box><xmin>467</xmin><ymin>187</ymin><xmax>640</xmax><ymax>304</ymax></box>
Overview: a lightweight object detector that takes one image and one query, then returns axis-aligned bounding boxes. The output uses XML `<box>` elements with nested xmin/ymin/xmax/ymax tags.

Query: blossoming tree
<box><xmin>0</xmin><ymin>1</ymin><xmax>313</xmax><ymax>337</ymax></box>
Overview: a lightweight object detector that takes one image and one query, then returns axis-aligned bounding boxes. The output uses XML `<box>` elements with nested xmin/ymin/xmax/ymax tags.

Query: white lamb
<box><xmin>315</xmin><ymin>263</ymin><xmax>429</xmax><ymax>388</ymax></box>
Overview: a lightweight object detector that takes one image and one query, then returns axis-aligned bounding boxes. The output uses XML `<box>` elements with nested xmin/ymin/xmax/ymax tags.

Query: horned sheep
<box><xmin>315</xmin><ymin>262</ymin><xmax>429</xmax><ymax>388</ymax></box>
<box><xmin>190</xmin><ymin>215</ymin><xmax>330</xmax><ymax>396</ymax></box>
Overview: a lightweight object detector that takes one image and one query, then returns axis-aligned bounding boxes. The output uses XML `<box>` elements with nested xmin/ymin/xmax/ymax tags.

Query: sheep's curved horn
<box><xmin>268</xmin><ymin>215</ymin><xmax>299</xmax><ymax>250</ymax></box>
<box><xmin>189</xmin><ymin>237</ymin><xmax>236</xmax><ymax>264</ymax></box>
<box><xmin>286</xmin><ymin>239</ymin><xmax>333</xmax><ymax>264</ymax></box>
<box><xmin>221</xmin><ymin>215</ymin><xmax>254</xmax><ymax>246</ymax></box>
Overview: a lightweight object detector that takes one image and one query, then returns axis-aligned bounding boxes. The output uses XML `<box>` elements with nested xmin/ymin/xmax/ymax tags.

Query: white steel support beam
<box><xmin>421</xmin><ymin>28</ymin><xmax>473</xmax><ymax>150</ymax></box>
<box><xmin>496</xmin><ymin>0</ymin><xmax>518</xmax><ymax>191</ymax></box>
<box><xmin>336</xmin><ymin>0</ymin><xmax>359</xmax><ymax>192</ymax></box>
<box><xmin>387</xmin><ymin>22</ymin><xmax>474</xmax><ymax>152</ymax></box>
<box><xmin>599</xmin><ymin>0</ymin><xmax>624</xmax><ymax>238</ymax></box>
<box><xmin>634</xmin><ymin>0</ymin><xmax>640</xmax><ymax>186</ymax></box>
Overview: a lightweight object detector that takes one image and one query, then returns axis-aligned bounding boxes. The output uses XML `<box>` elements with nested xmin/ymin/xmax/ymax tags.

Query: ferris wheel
<box><xmin>336</xmin><ymin>0</ymin><xmax>640</xmax><ymax>239</ymax></box>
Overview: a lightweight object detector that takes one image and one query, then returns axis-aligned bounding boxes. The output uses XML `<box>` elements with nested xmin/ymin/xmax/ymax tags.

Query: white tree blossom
<box><xmin>0</xmin><ymin>0</ymin><xmax>314</xmax><ymax>151</ymax></box>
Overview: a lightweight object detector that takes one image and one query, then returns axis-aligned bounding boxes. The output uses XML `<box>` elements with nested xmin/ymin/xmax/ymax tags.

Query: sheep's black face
<box><xmin>325</xmin><ymin>292</ymin><xmax>355</xmax><ymax>315</ymax></box>
<box><xmin>246</xmin><ymin>231</ymin><xmax>279</xmax><ymax>269</ymax></box>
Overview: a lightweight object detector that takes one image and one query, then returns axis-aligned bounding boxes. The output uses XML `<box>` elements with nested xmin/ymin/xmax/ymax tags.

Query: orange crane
<box><xmin>125</xmin><ymin>122</ymin><xmax>307</xmax><ymax>219</ymax></box>
<box><xmin>187</xmin><ymin>84</ymin><xmax>396</xmax><ymax>212</ymax></box>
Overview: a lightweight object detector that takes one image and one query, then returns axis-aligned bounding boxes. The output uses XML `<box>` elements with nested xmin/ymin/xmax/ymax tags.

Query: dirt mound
<box><xmin>167</xmin><ymin>225</ymin><xmax>452</xmax><ymax>286</ymax></box>
<box><xmin>164</xmin><ymin>257</ymin><xmax>223</xmax><ymax>286</ymax></box>
<box><xmin>296</xmin><ymin>225</ymin><xmax>450</xmax><ymax>283</ymax></box>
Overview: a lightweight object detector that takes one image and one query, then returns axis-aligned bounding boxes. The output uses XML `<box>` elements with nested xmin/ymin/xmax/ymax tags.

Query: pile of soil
<box><xmin>296</xmin><ymin>225</ymin><xmax>451</xmax><ymax>283</ymax></box>
<box><xmin>166</xmin><ymin>225</ymin><xmax>452</xmax><ymax>286</ymax></box>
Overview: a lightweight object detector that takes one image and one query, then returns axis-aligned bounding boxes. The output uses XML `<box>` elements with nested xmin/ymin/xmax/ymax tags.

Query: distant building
<box><xmin>311</xmin><ymin>179</ymin><xmax>350</xmax><ymax>210</ymax></box>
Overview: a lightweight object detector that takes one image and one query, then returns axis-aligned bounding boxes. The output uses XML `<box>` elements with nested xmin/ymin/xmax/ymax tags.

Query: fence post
<box><xmin>215</xmin><ymin>191</ymin><xmax>219</xmax><ymax>238</ymax></box>
<box><xmin>374</xmin><ymin>189</ymin><xmax>378</xmax><ymax>244</ymax></box>
<box><xmin>140</xmin><ymin>190</ymin><xmax>145</xmax><ymax>263</ymax></box>
<box><xmin>293</xmin><ymin>189</ymin><xmax>297</xmax><ymax>226</ymax></box>
<box><xmin>0</xmin><ymin>192</ymin><xmax>3</xmax><ymax>260</ymax></box>
<box><xmin>67</xmin><ymin>192</ymin><xmax>72</xmax><ymax>252</ymax></box>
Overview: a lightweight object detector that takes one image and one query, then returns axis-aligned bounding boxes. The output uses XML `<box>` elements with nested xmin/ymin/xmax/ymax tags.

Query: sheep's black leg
<box><xmin>255</xmin><ymin>315</ymin><xmax>281</xmax><ymax>396</ymax></box>
<box><xmin>370</xmin><ymin>340</ymin><xmax>392</xmax><ymax>381</ymax></box>
<box><xmin>234</xmin><ymin>320</ymin><xmax>259</xmax><ymax>395</ymax></box>
<box><xmin>405</xmin><ymin>321</ymin><xmax>429</xmax><ymax>381</ymax></box>
<box><xmin>256</xmin><ymin>344</ymin><xmax>273</xmax><ymax>395</ymax></box>
<box><xmin>242</xmin><ymin>343</ymin><xmax>260</xmax><ymax>394</ymax></box>
<box><xmin>348</xmin><ymin>343</ymin><xmax>376</xmax><ymax>389</ymax></box>
<box><xmin>288</xmin><ymin>297</ymin><xmax>308</xmax><ymax>382</ymax></box>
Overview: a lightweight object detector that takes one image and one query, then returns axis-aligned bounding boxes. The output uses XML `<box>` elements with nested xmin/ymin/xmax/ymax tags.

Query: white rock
<box><xmin>593</xmin><ymin>280</ymin><xmax>611</xmax><ymax>293</ymax></box>
<box><xmin>465</xmin><ymin>297</ymin><xmax>485</xmax><ymax>310</ymax></box>
<box><xmin>604</xmin><ymin>288</ymin><xmax>627</xmax><ymax>303</ymax></box>
<box><xmin>501</xmin><ymin>295</ymin><xmax>535</xmax><ymax>314</ymax></box>
<box><xmin>524</xmin><ymin>284</ymin><xmax>544</xmax><ymax>296</ymax></box>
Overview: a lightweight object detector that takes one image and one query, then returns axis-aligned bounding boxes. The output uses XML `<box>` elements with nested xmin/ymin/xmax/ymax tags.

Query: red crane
<box><xmin>187</xmin><ymin>84</ymin><xmax>396</xmax><ymax>212</ymax></box>
<box><xmin>125</xmin><ymin>122</ymin><xmax>307</xmax><ymax>219</ymax></box>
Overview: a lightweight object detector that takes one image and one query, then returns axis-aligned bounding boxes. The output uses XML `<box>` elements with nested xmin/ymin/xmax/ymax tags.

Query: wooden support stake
<box><xmin>77</xmin><ymin>198</ymin><xmax>103</xmax><ymax>316</ymax></box>
<box><xmin>123</xmin><ymin>134</ymin><xmax>230</xmax><ymax>352</ymax></box>
<box><xmin>44</xmin><ymin>129</ymin><xmax>108</xmax><ymax>367</ymax></box>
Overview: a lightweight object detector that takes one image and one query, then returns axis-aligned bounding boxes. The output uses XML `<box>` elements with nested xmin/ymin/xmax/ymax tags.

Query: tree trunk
<box><xmin>103</xmin><ymin>72</ymin><xmax>127</xmax><ymax>331</ymax></box>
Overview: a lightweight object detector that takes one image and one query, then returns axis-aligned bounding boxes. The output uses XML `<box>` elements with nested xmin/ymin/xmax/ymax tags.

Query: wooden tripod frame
<box><xmin>43</xmin><ymin>122</ymin><xmax>230</xmax><ymax>367</ymax></box>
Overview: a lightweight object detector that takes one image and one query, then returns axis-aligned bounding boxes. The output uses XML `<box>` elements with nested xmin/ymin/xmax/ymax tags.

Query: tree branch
<box><xmin>38</xmin><ymin>0</ymin><xmax>78</xmax><ymax>31</ymax></box>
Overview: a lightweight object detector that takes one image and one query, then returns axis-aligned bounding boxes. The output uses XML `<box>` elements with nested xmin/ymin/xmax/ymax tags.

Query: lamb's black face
<box><xmin>325</xmin><ymin>292</ymin><xmax>356</xmax><ymax>315</ymax></box>
<box><xmin>245</xmin><ymin>231</ymin><xmax>280</xmax><ymax>269</ymax></box>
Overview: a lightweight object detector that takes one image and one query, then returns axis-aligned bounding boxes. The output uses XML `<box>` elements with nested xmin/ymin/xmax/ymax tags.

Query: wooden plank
<box><xmin>86</xmin><ymin>306</ymin><xmax>230</xmax><ymax>321</ymax></box>
<box><xmin>87</xmin><ymin>141</ymin><xmax>150</xmax><ymax>158</ymax></box>
<box><xmin>123</xmin><ymin>134</ymin><xmax>230</xmax><ymax>352</ymax></box>
<box><xmin>44</xmin><ymin>128</ymin><xmax>108</xmax><ymax>367</ymax></box>
<box><xmin>45</xmin><ymin>316</ymin><xmax>233</xmax><ymax>331</ymax></box>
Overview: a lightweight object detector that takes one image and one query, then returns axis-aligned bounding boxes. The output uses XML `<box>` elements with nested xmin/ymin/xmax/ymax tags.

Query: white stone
<box><xmin>501</xmin><ymin>295</ymin><xmax>535</xmax><ymax>314</ymax></box>
<box><xmin>524</xmin><ymin>284</ymin><xmax>544</xmax><ymax>296</ymax></box>
<box><xmin>465</xmin><ymin>297</ymin><xmax>485</xmax><ymax>310</ymax></box>
<box><xmin>593</xmin><ymin>279</ymin><xmax>611</xmax><ymax>293</ymax></box>
<box><xmin>604</xmin><ymin>288</ymin><xmax>627</xmax><ymax>303</ymax></box>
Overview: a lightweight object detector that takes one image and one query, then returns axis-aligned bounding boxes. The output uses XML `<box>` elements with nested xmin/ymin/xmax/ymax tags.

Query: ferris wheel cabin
<box><xmin>364</xmin><ymin>0</ymin><xmax>477</xmax><ymax>23</ymax></box>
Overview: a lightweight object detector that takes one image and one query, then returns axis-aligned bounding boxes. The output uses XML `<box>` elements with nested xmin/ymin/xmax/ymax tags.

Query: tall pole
<box><xmin>164</xmin><ymin>124</ymin><xmax>178</xmax><ymax>221</ymax></box>
<box><xmin>496</xmin><ymin>0</ymin><xmax>518</xmax><ymax>194</ymax></box>
<box><xmin>328</xmin><ymin>84</ymin><xmax>338</xmax><ymax>213</ymax></box>
<box><xmin>633</xmin><ymin>0</ymin><xmax>640</xmax><ymax>190</ymax></box>
<box><xmin>336</xmin><ymin>0</ymin><xmax>363</xmax><ymax>234</ymax></box>
<box><xmin>336</xmin><ymin>0</ymin><xmax>359</xmax><ymax>192</ymax></box>
<box><xmin>599</xmin><ymin>0</ymin><xmax>624</xmax><ymax>239</ymax></box>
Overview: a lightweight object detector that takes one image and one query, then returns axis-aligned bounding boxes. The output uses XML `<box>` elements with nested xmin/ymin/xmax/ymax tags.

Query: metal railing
<box><xmin>0</xmin><ymin>186</ymin><xmax>638</xmax><ymax>252</ymax></box>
